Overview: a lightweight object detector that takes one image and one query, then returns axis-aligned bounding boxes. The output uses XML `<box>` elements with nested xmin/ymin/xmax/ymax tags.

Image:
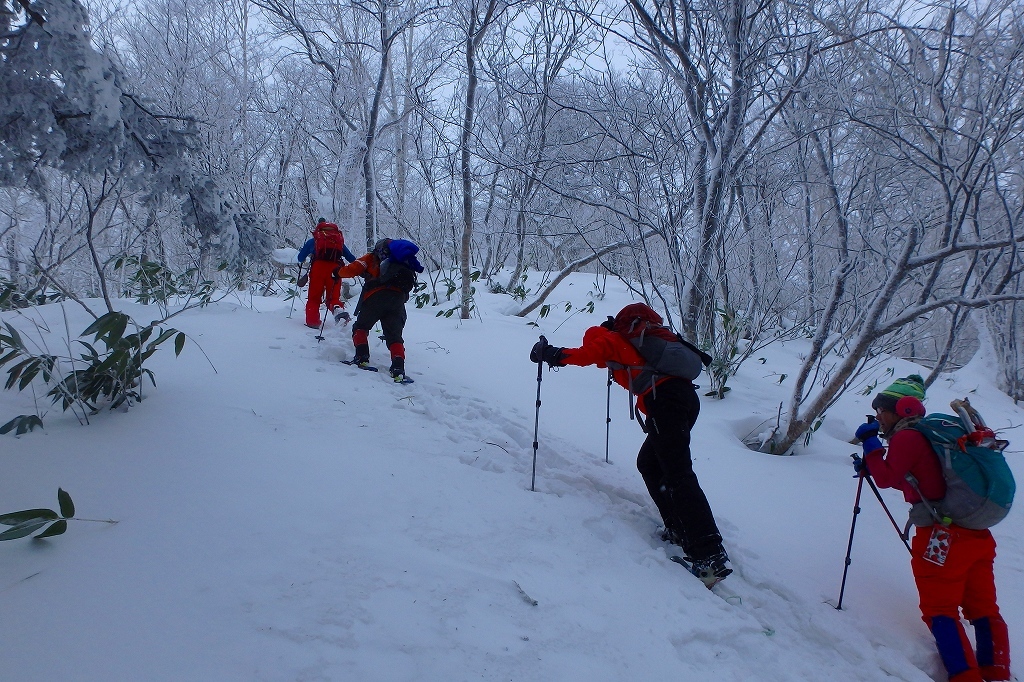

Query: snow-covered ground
<box><xmin>1</xmin><ymin>274</ymin><xmax>1020</xmax><ymax>681</ymax></box>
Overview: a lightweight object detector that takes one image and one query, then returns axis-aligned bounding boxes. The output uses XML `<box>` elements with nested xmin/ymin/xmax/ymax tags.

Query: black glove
<box><xmin>297</xmin><ymin>273</ymin><xmax>308</xmax><ymax>288</ymax></box>
<box><xmin>530</xmin><ymin>341</ymin><xmax>566</xmax><ymax>367</ymax></box>
<box><xmin>331</xmin><ymin>267</ymin><xmax>341</xmax><ymax>281</ymax></box>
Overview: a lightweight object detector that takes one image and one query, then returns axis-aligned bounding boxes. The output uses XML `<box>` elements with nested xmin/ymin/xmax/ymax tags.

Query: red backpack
<box><xmin>312</xmin><ymin>222</ymin><xmax>345</xmax><ymax>262</ymax></box>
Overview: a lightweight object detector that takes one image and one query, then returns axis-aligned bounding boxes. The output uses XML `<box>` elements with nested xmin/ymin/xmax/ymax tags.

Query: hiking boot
<box><xmin>305</xmin><ymin>322</ymin><xmax>321</xmax><ymax>329</ymax></box>
<box><xmin>659</xmin><ymin>527</ymin><xmax>685</xmax><ymax>548</ymax></box>
<box><xmin>685</xmin><ymin>551</ymin><xmax>732</xmax><ymax>588</ymax></box>
<box><xmin>351</xmin><ymin>343</ymin><xmax>370</xmax><ymax>367</ymax></box>
<box><xmin>389</xmin><ymin>357</ymin><xmax>406</xmax><ymax>381</ymax></box>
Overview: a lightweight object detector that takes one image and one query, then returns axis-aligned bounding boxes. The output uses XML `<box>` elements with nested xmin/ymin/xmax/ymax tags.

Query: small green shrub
<box><xmin>0</xmin><ymin>311</ymin><xmax>186</xmax><ymax>429</ymax></box>
<box><xmin>113</xmin><ymin>255</ymin><xmax>217</xmax><ymax>317</ymax></box>
<box><xmin>0</xmin><ymin>488</ymin><xmax>75</xmax><ymax>541</ymax></box>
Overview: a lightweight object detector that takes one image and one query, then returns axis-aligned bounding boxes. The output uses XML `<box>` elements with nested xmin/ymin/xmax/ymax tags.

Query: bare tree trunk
<box><xmin>84</xmin><ymin>176</ymin><xmax>116</xmax><ymax>314</ymax></box>
<box><xmin>459</xmin><ymin>0</ymin><xmax>502</xmax><ymax>319</ymax></box>
<box><xmin>459</xmin><ymin>32</ymin><xmax>480</xmax><ymax>319</ymax></box>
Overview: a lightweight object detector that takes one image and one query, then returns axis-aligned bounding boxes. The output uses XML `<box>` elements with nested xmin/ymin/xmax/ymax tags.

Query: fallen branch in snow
<box><xmin>513</xmin><ymin>580</ymin><xmax>538</xmax><ymax>606</ymax></box>
<box><xmin>422</xmin><ymin>340</ymin><xmax>450</xmax><ymax>355</ymax></box>
<box><xmin>0</xmin><ymin>571</ymin><xmax>42</xmax><ymax>594</ymax></box>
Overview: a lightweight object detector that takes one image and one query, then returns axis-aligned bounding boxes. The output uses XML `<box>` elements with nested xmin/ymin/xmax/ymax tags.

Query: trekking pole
<box><xmin>604</xmin><ymin>369</ymin><xmax>612</xmax><ymax>464</ymax></box>
<box><xmin>287</xmin><ymin>262</ymin><xmax>306</xmax><ymax>319</ymax></box>
<box><xmin>864</xmin><ymin>472</ymin><xmax>912</xmax><ymax>554</ymax></box>
<box><xmin>531</xmin><ymin>335</ymin><xmax>547</xmax><ymax>492</ymax></box>
<box><xmin>854</xmin><ymin>413</ymin><xmax>912</xmax><ymax>555</ymax></box>
<box><xmin>315</xmin><ymin>312</ymin><xmax>328</xmax><ymax>342</ymax></box>
<box><xmin>836</xmin><ymin>459</ymin><xmax>867</xmax><ymax>611</ymax></box>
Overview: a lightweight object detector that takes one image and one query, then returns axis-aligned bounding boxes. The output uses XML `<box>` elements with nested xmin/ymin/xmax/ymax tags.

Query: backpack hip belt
<box><xmin>313</xmin><ymin>249</ymin><xmax>344</xmax><ymax>263</ymax></box>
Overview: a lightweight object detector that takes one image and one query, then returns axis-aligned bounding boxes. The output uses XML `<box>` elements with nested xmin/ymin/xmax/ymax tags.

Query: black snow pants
<box><xmin>636</xmin><ymin>378</ymin><xmax>725</xmax><ymax>562</ymax></box>
<box><xmin>353</xmin><ymin>289</ymin><xmax>407</xmax><ymax>346</ymax></box>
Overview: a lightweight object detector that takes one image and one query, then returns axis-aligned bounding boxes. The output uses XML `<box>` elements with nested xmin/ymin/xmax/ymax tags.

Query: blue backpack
<box><xmin>386</xmin><ymin>240</ymin><xmax>424</xmax><ymax>273</ymax></box>
<box><xmin>372</xmin><ymin>239</ymin><xmax>422</xmax><ymax>296</ymax></box>
<box><xmin>909</xmin><ymin>403</ymin><xmax>1015</xmax><ymax>530</ymax></box>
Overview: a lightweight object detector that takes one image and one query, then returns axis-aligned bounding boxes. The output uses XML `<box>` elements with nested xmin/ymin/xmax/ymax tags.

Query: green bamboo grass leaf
<box><xmin>57</xmin><ymin>489</ymin><xmax>75</xmax><ymax>518</ymax></box>
<box><xmin>0</xmin><ymin>518</ymin><xmax>51</xmax><ymax>541</ymax></box>
<box><xmin>17</xmin><ymin>359</ymin><xmax>41</xmax><ymax>390</ymax></box>
<box><xmin>5</xmin><ymin>358</ymin><xmax>33</xmax><ymax>390</ymax></box>
<box><xmin>82</xmin><ymin>313</ymin><xmax>114</xmax><ymax>338</ymax></box>
<box><xmin>147</xmin><ymin>328</ymin><xmax>174</xmax><ymax>350</ymax></box>
<box><xmin>0</xmin><ymin>509</ymin><xmax>59</xmax><ymax>525</ymax></box>
<box><xmin>174</xmin><ymin>332</ymin><xmax>186</xmax><ymax>356</ymax></box>
<box><xmin>4</xmin><ymin>322</ymin><xmax>25</xmax><ymax>349</ymax></box>
<box><xmin>0</xmin><ymin>414</ymin><xmax>43</xmax><ymax>435</ymax></box>
<box><xmin>35</xmin><ymin>519</ymin><xmax>68</xmax><ymax>538</ymax></box>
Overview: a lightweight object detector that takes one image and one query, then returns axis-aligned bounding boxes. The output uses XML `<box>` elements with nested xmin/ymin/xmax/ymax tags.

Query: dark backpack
<box><xmin>368</xmin><ymin>239</ymin><xmax>420</xmax><ymax>296</ymax></box>
<box><xmin>612</xmin><ymin>303</ymin><xmax>712</xmax><ymax>386</ymax></box>
<box><xmin>312</xmin><ymin>223</ymin><xmax>345</xmax><ymax>262</ymax></box>
<box><xmin>908</xmin><ymin>400</ymin><xmax>1015</xmax><ymax>530</ymax></box>
<box><xmin>377</xmin><ymin>258</ymin><xmax>417</xmax><ymax>295</ymax></box>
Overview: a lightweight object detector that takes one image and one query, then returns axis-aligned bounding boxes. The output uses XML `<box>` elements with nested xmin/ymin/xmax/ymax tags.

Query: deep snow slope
<box><xmin>1</xmin><ymin>274</ymin><xmax>1020</xmax><ymax>681</ymax></box>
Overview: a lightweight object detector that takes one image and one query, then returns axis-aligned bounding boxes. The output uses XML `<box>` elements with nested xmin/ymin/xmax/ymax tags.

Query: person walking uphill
<box><xmin>854</xmin><ymin>375</ymin><xmax>1011</xmax><ymax>682</ymax></box>
<box><xmin>333</xmin><ymin>238</ymin><xmax>423</xmax><ymax>382</ymax></box>
<box><xmin>297</xmin><ymin>218</ymin><xmax>356</xmax><ymax>329</ymax></box>
<box><xmin>530</xmin><ymin>303</ymin><xmax>731</xmax><ymax>587</ymax></box>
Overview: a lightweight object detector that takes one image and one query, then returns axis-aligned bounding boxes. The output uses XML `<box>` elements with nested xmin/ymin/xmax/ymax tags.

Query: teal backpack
<box><xmin>908</xmin><ymin>400</ymin><xmax>1015</xmax><ymax>530</ymax></box>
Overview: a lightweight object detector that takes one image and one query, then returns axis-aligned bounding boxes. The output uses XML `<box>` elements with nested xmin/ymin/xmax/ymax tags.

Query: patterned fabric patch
<box><xmin>922</xmin><ymin>526</ymin><xmax>953</xmax><ymax>566</ymax></box>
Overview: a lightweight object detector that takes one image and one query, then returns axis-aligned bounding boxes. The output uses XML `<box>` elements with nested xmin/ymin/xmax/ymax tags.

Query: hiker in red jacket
<box><xmin>297</xmin><ymin>218</ymin><xmax>356</xmax><ymax>328</ymax></box>
<box><xmin>855</xmin><ymin>375</ymin><xmax>1011</xmax><ymax>682</ymax></box>
<box><xmin>531</xmin><ymin>303</ymin><xmax>730</xmax><ymax>587</ymax></box>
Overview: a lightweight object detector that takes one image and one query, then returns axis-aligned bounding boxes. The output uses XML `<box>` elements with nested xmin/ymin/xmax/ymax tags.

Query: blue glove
<box><xmin>855</xmin><ymin>420</ymin><xmax>882</xmax><ymax>456</ymax></box>
<box><xmin>861</xmin><ymin>435</ymin><xmax>883</xmax><ymax>456</ymax></box>
<box><xmin>855</xmin><ymin>421</ymin><xmax>879</xmax><ymax>441</ymax></box>
<box><xmin>851</xmin><ymin>454</ymin><xmax>868</xmax><ymax>477</ymax></box>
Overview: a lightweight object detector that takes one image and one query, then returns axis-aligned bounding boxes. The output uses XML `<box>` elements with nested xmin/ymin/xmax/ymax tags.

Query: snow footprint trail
<box><xmin>326</xmin><ymin>342</ymin><xmax>940</xmax><ymax>682</ymax></box>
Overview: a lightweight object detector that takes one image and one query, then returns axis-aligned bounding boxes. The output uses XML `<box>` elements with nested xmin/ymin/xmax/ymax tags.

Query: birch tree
<box><xmin>767</xmin><ymin>4</ymin><xmax>1024</xmax><ymax>453</ymax></box>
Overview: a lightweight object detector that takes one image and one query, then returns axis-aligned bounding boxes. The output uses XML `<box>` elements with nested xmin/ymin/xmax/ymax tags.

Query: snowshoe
<box><xmin>673</xmin><ymin>552</ymin><xmax>732</xmax><ymax>589</ymax></box>
<box><xmin>342</xmin><ymin>353</ymin><xmax>377</xmax><ymax>372</ymax></box>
